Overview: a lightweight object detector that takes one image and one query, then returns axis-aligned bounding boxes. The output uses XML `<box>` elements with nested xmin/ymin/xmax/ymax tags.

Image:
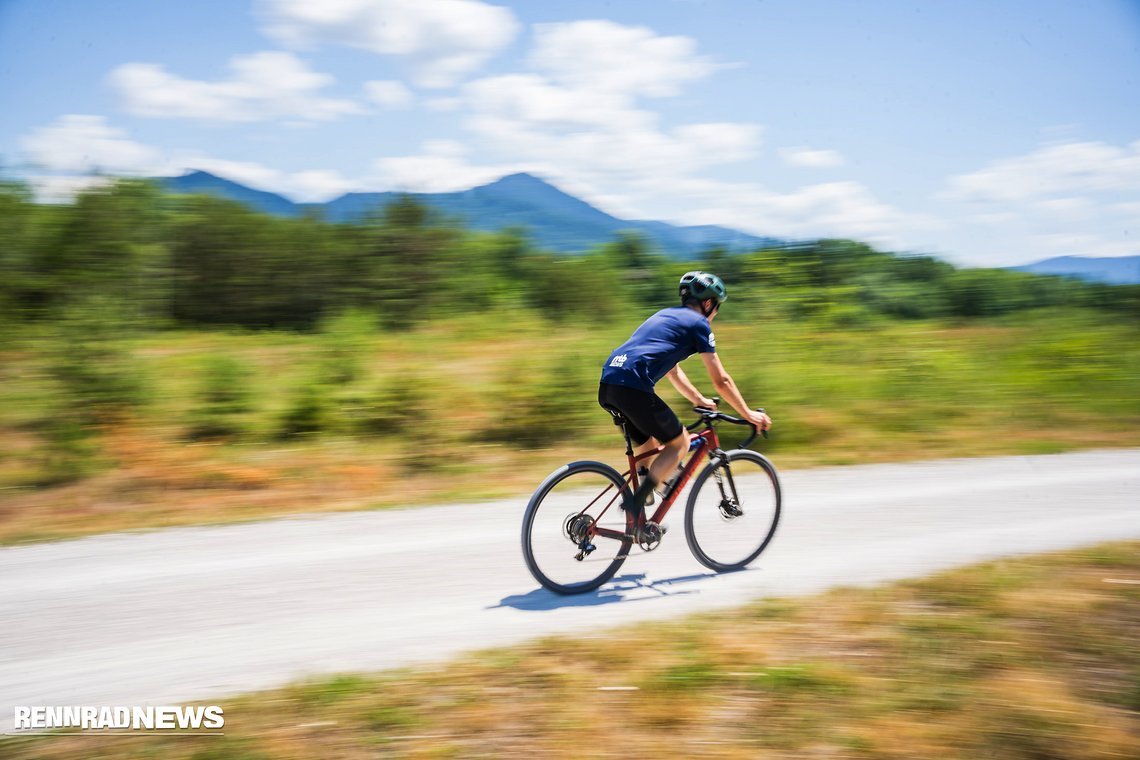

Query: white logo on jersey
<box><xmin>609</xmin><ymin>354</ymin><xmax>628</xmax><ymax>368</ymax></box>
<box><xmin>708</xmin><ymin>332</ymin><xmax>716</xmax><ymax>348</ymax></box>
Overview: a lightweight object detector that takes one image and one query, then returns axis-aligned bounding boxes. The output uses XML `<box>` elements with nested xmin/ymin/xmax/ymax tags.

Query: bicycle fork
<box><xmin>711</xmin><ymin>452</ymin><xmax>744</xmax><ymax>518</ymax></box>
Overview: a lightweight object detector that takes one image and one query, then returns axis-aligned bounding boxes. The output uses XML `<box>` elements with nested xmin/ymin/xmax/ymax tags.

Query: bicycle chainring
<box><xmin>637</xmin><ymin>521</ymin><xmax>664</xmax><ymax>552</ymax></box>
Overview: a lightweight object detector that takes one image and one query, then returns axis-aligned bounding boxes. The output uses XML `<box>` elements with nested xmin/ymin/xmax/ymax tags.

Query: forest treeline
<box><xmin>2</xmin><ymin>177</ymin><xmax>1138</xmax><ymax>331</ymax></box>
<box><xmin>1</xmin><ymin>177</ymin><xmax>1138</xmax><ymax>500</ymax></box>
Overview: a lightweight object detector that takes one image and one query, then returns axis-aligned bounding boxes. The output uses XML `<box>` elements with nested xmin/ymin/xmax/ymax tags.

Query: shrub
<box><xmin>277</xmin><ymin>380</ymin><xmax>332</xmax><ymax>438</ymax></box>
<box><xmin>350</xmin><ymin>372</ymin><xmax>430</xmax><ymax>437</ymax></box>
<box><xmin>483</xmin><ymin>351</ymin><xmax>597</xmax><ymax>449</ymax></box>
<box><xmin>185</xmin><ymin>355</ymin><xmax>254</xmax><ymax>440</ymax></box>
<box><xmin>36</xmin><ymin>412</ymin><xmax>101</xmax><ymax>486</ymax></box>
<box><xmin>46</xmin><ymin>301</ymin><xmax>149</xmax><ymax>424</ymax></box>
<box><xmin>317</xmin><ymin>308</ymin><xmax>377</xmax><ymax>385</ymax></box>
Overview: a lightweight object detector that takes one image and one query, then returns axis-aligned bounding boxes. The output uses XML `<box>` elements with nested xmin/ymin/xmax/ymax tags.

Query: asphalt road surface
<box><xmin>2</xmin><ymin>449</ymin><xmax>1137</xmax><ymax>728</ymax></box>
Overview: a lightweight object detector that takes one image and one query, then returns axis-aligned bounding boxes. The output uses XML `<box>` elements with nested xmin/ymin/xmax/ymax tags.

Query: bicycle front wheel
<box><xmin>522</xmin><ymin>461</ymin><xmax>633</xmax><ymax>595</ymax></box>
<box><xmin>685</xmin><ymin>449</ymin><xmax>781</xmax><ymax>572</ymax></box>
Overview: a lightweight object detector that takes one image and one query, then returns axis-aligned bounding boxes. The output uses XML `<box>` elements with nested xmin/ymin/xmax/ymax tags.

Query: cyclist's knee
<box><xmin>664</xmin><ymin>429</ymin><xmax>689</xmax><ymax>453</ymax></box>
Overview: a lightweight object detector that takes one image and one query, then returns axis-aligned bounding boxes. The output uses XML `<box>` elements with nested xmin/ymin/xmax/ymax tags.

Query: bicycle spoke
<box><xmin>522</xmin><ymin>462</ymin><xmax>633</xmax><ymax>594</ymax></box>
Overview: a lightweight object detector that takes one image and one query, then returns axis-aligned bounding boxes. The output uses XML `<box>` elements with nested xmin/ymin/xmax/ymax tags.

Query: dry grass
<box><xmin>1</xmin><ymin>311</ymin><xmax>1137</xmax><ymax>545</ymax></box>
<box><xmin>3</xmin><ymin>542</ymin><xmax>1137</xmax><ymax>759</ymax></box>
<box><xmin>1</xmin><ymin>420</ymin><xmax>1137</xmax><ymax>545</ymax></box>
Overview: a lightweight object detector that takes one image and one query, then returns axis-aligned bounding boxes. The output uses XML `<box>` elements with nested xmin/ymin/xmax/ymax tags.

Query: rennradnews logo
<box><xmin>13</xmin><ymin>705</ymin><xmax>224</xmax><ymax>731</ymax></box>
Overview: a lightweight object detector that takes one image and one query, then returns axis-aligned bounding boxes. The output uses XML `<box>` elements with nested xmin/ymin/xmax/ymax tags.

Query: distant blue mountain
<box><xmin>157</xmin><ymin>170</ymin><xmax>781</xmax><ymax>258</ymax></box>
<box><xmin>1012</xmin><ymin>255</ymin><xmax>1140</xmax><ymax>285</ymax></box>
<box><xmin>160</xmin><ymin>171</ymin><xmax>301</xmax><ymax>218</ymax></box>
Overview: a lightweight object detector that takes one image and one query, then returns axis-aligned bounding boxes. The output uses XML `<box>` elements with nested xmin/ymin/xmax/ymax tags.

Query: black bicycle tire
<box><xmin>521</xmin><ymin>460</ymin><xmax>634</xmax><ymax>595</ymax></box>
<box><xmin>684</xmin><ymin>449</ymin><xmax>781</xmax><ymax>572</ymax></box>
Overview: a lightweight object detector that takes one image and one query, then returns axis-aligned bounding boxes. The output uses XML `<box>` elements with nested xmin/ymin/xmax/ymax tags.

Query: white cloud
<box><xmin>779</xmin><ymin>147</ymin><xmax>846</xmax><ymax>168</ymax></box>
<box><xmin>529</xmin><ymin>20</ymin><xmax>717</xmax><ymax>97</ymax></box>
<box><xmin>421</xmin><ymin>139</ymin><xmax>466</xmax><ymax>156</ymax></box>
<box><xmin>282</xmin><ymin>170</ymin><xmax>357</xmax><ymax>201</ymax></box>
<box><xmin>1112</xmin><ymin>200</ymin><xmax>1140</xmax><ymax>217</ymax></box>
<box><xmin>1031</xmin><ymin>232</ymin><xmax>1136</xmax><ymax>257</ymax></box>
<box><xmin>945</xmin><ymin>140</ymin><xmax>1140</xmax><ymax>203</ymax></box>
<box><xmin>1034</xmin><ymin>196</ymin><xmax>1093</xmax><ymax>220</ymax></box>
<box><xmin>364</xmin><ymin>80</ymin><xmax>414</xmax><ymax>109</ymax></box>
<box><xmin>259</xmin><ymin>0</ymin><xmax>519</xmax><ymax>88</ymax></box>
<box><xmin>464</xmin><ymin>74</ymin><xmax>646</xmax><ymax>130</ymax></box>
<box><xmin>463</xmin><ymin>111</ymin><xmax>760</xmax><ymax>181</ymax></box>
<box><xmin>424</xmin><ymin>96</ymin><xmax>464</xmax><ymax>112</ymax></box>
<box><xmin>941</xmin><ymin>139</ymin><xmax>1140</xmax><ymax>262</ymax></box>
<box><xmin>27</xmin><ymin>175</ymin><xmax>118</xmax><ymax>203</ymax></box>
<box><xmin>460</xmin><ymin>26</ymin><xmax>759</xmax><ymax>184</ymax></box>
<box><xmin>21</xmin><ymin>114</ymin><xmax>162</xmax><ymax>174</ymax></box>
<box><xmin>972</xmin><ymin>211</ymin><xmax>1017</xmax><ymax>226</ymax></box>
<box><xmin>445</xmin><ymin>20</ymin><xmax>760</xmax><ymax>198</ymax></box>
<box><xmin>109</xmin><ymin>51</ymin><xmax>362</xmax><ymax>123</ymax></box>
<box><xmin>18</xmin><ymin>115</ymin><xmax>355</xmax><ymax>202</ymax></box>
<box><xmin>372</xmin><ymin>141</ymin><xmax>518</xmax><ymax>192</ymax></box>
<box><xmin>672</xmin><ymin>178</ymin><xmax>943</xmax><ymax>245</ymax></box>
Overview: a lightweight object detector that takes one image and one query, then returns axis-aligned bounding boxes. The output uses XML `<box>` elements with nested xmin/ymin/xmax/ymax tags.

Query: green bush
<box><xmin>277</xmin><ymin>380</ymin><xmax>332</xmax><ymax>439</ymax></box>
<box><xmin>46</xmin><ymin>300</ymin><xmax>149</xmax><ymax>425</ymax></box>
<box><xmin>36</xmin><ymin>412</ymin><xmax>101</xmax><ymax>486</ymax></box>
<box><xmin>350</xmin><ymin>372</ymin><xmax>430</xmax><ymax>437</ymax></box>
<box><xmin>482</xmin><ymin>350</ymin><xmax>597</xmax><ymax>449</ymax></box>
<box><xmin>185</xmin><ymin>355</ymin><xmax>254</xmax><ymax>440</ymax></box>
<box><xmin>317</xmin><ymin>308</ymin><xmax>377</xmax><ymax>385</ymax></box>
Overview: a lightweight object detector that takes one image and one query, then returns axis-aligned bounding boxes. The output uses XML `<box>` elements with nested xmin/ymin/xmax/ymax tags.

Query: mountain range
<box><xmin>158</xmin><ymin>170</ymin><xmax>782</xmax><ymax>259</ymax></box>
<box><xmin>1011</xmin><ymin>255</ymin><xmax>1140</xmax><ymax>286</ymax></box>
<box><xmin>157</xmin><ymin>170</ymin><xmax>1139</xmax><ymax>283</ymax></box>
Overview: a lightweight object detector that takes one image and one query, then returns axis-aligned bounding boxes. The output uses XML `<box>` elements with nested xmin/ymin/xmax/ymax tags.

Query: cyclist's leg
<box><xmin>633</xmin><ymin>437</ymin><xmax>659</xmax><ymax>470</ymax></box>
<box><xmin>604</xmin><ymin>388</ymin><xmax>686</xmax><ymax>513</ymax></box>
<box><xmin>632</xmin><ymin>436</ymin><xmax>660</xmax><ymax>505</ymax></box>
<box><xmin>647</xmin><ymin>428</ymin><xmax>689</xmax><ymax>485</ymax></box>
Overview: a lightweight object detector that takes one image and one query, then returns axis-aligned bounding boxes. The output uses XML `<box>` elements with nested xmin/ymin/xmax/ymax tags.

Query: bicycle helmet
<box><xmin>679</xmin><ymin>271</ymin><xmax>728</xmax><ymax>306</ymax></box>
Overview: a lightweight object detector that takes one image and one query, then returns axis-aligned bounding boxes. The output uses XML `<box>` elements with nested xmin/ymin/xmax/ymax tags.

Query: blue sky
<box><xmin>1</xmin><ymin>0</ymin><xmax>1137</xmax><ymax>266</ymax></box>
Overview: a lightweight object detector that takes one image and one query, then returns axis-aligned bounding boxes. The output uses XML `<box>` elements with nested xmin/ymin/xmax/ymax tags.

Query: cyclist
<box><xmin>598</xmin><ymin>272</ymin><xmax>772</xmax><ymax>528</ymax></box>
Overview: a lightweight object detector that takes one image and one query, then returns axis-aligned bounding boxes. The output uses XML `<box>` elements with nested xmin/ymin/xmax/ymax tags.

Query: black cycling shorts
<box><xmin>597</xmin><ymin>382</ymin><xmax>684</xmax><ymax>446</ymax></box>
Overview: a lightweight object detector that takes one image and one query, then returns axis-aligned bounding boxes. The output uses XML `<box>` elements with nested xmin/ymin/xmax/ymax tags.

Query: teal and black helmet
<box><xmin>679</xmin><ymin>271</ymin><xmax>727</xmax><ymax>305</ymax></box>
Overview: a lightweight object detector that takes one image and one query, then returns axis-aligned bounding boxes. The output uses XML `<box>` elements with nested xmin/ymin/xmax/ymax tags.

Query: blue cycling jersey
<box><xmin>600</xmin><ymin>306</ymin><xmax>716</xmax><ymax>392</ymax></box>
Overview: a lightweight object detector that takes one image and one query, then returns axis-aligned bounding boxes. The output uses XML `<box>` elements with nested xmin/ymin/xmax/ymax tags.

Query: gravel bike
<box><xmin>521</xmin><ymin>402</ymin><xmax>781</xmax><ymax>594</ymax></box>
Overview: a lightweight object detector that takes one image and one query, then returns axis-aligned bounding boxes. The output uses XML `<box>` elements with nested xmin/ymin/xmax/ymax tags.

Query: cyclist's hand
<box><xmin>696</xmin><ymin>395</ymin><xmax>717</xmax><ymax>409</ymax></box>
<box><xmin>745</xmin><ymin>409</ymin><xmax>772</xmax><ymax>430</ymax></box>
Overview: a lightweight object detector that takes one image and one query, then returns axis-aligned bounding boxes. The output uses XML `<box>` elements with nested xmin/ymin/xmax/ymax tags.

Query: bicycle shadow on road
<box><xmin>490</xmin><ymin>571</ymin><xmax>720</xmax><ymax>612</ymax></box>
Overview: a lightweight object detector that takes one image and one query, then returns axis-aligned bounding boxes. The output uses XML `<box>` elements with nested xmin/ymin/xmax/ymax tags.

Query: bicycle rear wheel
<box><xmin>684</xmin><ymin>449</ymin><xmax>781</xmax><ymax>572</ymax></box>
<box><xmin>522</xmin><ymin>461</ymin><xmax>634</xmax><ymax>595</ymax></box>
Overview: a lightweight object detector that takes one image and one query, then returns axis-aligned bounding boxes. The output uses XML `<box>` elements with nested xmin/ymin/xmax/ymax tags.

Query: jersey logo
<box><xmin>708</xmin><ymin>332</ymin><xmax>716</xmax><ymax>348</ymax></box>
<box><xmin>609</xmin><ymin>354</ymin><xmax>628</xmax><ymax>368</ymax></box>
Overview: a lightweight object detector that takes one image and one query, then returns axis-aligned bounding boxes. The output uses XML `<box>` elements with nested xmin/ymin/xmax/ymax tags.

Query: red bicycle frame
<box><xmin>587</xmin><ymin>425</ymin><xmax>722</xmax><ymax>543</ymax></box>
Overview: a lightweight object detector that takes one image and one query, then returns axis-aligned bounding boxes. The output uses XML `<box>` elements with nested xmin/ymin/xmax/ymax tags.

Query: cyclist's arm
<box><xmin>664</xmin><ymin>365</ymin><xmax>714</xmax><ymax>408</ymax></box>
<box><xmin>699</xmin><ymin>352</ymin><xmax>770</xmax><ymax>429</ymax></box>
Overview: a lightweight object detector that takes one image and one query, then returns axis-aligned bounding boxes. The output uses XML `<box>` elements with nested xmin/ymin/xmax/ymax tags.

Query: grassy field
<box><xmin>3</xmin><ymin>541</ymin><xmax>1137</xmax><ymax>759</ymax></box>
<box><xmin>0</xmin><ymin>307</ymin><xmax>1137</xmax><ymax>544</ymax></box>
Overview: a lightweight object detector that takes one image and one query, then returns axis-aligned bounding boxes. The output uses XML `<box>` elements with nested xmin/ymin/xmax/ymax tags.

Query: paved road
<box><xmin>2</xmin><ymin>449</ymin><xmax>1137</xmax><ymax>728</ymax></box>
